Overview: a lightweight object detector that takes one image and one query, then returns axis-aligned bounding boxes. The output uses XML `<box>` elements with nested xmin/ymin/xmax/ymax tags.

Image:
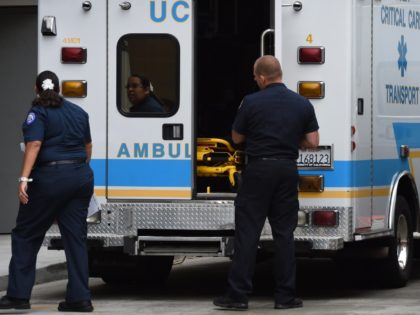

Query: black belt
<box><xmin>37</xmin><ymin>159</ymin><xmax>86</xmax><ymax>167</ymax></box>
<box><xmin>247</xmin><ymin>156</ymin><xmax>294</xmax><ymax>163</ymax></box>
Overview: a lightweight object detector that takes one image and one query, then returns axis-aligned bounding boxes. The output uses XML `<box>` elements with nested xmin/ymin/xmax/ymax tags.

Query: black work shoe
<box><xmin>213</xmin><ymin>295</ymin><xmax>248</xmax><ymax>310</ymax></box>
<box><xmin>58</xmin><ymin>300</ymin><xmax>94</xmax><ymax>312</ymax></box>
<box><xmin>274</xmin><ymin>297</ymin><xmax>303</xmax><ymax>309</ymax></box>
<box><xmin>0</xmin><ymin>295</ymin><xmax>30</xmax><ymax>310</ymax></box>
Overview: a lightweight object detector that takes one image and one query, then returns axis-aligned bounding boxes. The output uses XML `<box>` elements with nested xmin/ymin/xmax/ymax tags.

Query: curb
<box><xmin>0</xmin><ymin>262</ymin><xmax>67</xmax><ymax>292</ymax></box>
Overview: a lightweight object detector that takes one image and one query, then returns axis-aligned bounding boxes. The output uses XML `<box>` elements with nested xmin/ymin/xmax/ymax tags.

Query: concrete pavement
<box><xmin>2</xmin><ymin>257</ymin><xmax>420</xmax><ymax>314</ymax></box>
<box><xmin>0</xmin><ymin>234</ymin><xmax>67</xmax><ymax>292</ymax></box>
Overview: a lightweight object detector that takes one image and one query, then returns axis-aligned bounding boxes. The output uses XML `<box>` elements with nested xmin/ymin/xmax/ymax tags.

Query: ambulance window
<box><xmin>117</xmin><ymin>34</ymin><xmax>180</xmax><ymax>117</ymax></box>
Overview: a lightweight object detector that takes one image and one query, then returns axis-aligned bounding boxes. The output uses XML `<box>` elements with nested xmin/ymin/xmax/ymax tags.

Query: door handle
<box><xmin>260</xmin><ymin>29</ymin><xmax>274</xmax><ymax>57</ymax></box>
<box><xmin>163</xmin><ymin>124</ymin><xmax>183</xmax><ymax>140</ymax></box>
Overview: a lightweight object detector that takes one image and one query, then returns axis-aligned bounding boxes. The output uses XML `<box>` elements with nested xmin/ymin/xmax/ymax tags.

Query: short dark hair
<box><xmin>254</xmin><ymin>55</ymin><xmax>283</xmax><ymax>81</ymax></box>
<box><xmin>130</xmin><ymin>74</ymin><xmax>152</xmax><ymax>92</ymax></box>
<box><xmin>32</xmin><ymin>70</ymin><xmax>63</xmax><ymax>107</ymax></box>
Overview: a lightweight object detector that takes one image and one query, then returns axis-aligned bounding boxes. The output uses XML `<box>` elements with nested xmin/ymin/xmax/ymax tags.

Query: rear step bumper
<box><xmin>124</xmin><ymin>235</ymin><xmax>234</xmax><ymax>256</ymax></box>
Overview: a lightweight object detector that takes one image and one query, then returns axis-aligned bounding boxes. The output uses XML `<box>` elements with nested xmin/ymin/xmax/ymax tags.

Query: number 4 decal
<box><xmin>306</xmin><ymin>34</ymin><xmax>313</xmax><ymax>44</ymax></box>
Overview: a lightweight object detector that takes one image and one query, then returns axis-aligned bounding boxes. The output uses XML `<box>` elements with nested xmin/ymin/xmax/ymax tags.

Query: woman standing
<box><xmin>0</xmin><ymin>71</ymin><xmax>94</xmax><ymax>312</ymax></box>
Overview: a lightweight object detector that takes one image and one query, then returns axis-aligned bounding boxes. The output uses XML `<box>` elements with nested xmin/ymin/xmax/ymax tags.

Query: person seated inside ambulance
<box><xmin>126</xmin><ymin>75</ymin><xmax>164</xmax><ymax>113</ymax></box>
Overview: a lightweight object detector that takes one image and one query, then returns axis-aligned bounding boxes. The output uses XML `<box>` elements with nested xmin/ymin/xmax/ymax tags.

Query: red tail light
<box><xmin>298</xmin><ymin>47</ymin><xmax>325</xmax><ymax>64</ymax></box>
<box><xmin>312</xmin><ymin>211</ymin><xmax>338</xmax><ymax>227</ymax></box>
<box><xmin>61</xmin><ymin>47</ymin><xmax>87</xmax><ymax>63</ymax></box>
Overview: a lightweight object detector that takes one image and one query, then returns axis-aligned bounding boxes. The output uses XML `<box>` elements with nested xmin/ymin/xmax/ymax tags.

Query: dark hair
<box><xmin>130</xmin><ymin>74</ymin><xmax>152</xmax><ymax>93</ymax></box>
<box><xmin>32</xmin><ymin>70</ymin><xmax>63</xmax><ymax>107</ymax></box>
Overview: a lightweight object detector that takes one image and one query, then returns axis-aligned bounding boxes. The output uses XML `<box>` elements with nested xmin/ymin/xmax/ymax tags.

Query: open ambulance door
<box><xmin>275</xmin><ymin>0</ymin><xmax>374</xmax><ymax>229</ymax></box>
<box><xmin>107</xmin><ymin>0</ymin><xmax>193</xmax><ymax>200</ymax></box>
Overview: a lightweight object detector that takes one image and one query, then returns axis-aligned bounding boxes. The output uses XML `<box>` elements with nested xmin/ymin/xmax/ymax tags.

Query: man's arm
<box><xmin>300</xmin><ymin>130</ymin><xmax>319</xmax><ymax>149</ymax></box>
<box><xmin>85</xmin><ymin>142</ymin><xmax>92</xmax><ymax>163</ymax></box>
<box><xmin>232</xmin><ymin>129</ymin><xmax>246</xmax><ymax>144</ymax></box>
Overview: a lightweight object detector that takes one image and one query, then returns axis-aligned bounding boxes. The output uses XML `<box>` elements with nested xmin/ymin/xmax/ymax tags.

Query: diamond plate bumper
<box><xmin>43</xmin><ymin>202</ymin><xmax>352</xmax><ymax>252</ymax></box>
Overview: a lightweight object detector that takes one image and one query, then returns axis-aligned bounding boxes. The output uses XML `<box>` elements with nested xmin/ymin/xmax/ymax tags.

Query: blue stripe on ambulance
<box><xmin>393</xmin><ymin>123</ymin><xmax>420</xmax><ymax>150</ymax></box>
<box><xmin>90</xmin><ymin>123</ymin><xmax>420</xmax><ymax>188</ymax></box>
<box><xmin>90</xmin><ymin>159</ymin><xmax>191</xmax><ymax>187</ymax></box>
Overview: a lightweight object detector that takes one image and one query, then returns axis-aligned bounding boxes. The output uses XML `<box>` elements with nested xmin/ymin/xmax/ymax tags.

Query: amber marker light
<box><xmin>298</xmin><ymin>81</ymin><xmax>325</xmax><ymax>99</ymax></box>
<box><xmin>299</xmin><ymin>175</ymin><xmax>324</xmax><ymax>192</ymax></box>
<box><xmin>298</xmin><ymin>47</ymin><xmax>325</xmax><ymax>64</ymax></box>
<box><xmin>62</xmin><ymin>81</ymin><xmax>87</xmax><ymax>98</ymax></box>
<box><xmin>61</xmin><ymin>47</ymin><xmax>87</xmax><ymax>63</ymax></box>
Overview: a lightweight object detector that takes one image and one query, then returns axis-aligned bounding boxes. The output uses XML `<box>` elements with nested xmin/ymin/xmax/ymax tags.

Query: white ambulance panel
<box><xmin>38</xmin><ymin>0</ymin><xmax>107</xmax><ymax>202</ymax></box>
<box><xmin>107</xmin><ymin>0</ymin><xmax>194</xmax><ymax>200</ymax></box>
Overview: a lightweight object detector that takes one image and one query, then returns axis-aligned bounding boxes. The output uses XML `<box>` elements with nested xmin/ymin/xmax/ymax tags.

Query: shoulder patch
<box><xmin>26</xmin><ymin>112</ymin><xmax>36</xmax><ymax>125</ymax></box>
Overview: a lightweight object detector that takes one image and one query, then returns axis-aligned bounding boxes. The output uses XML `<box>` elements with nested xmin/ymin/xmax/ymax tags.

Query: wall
<box><xmin>0</xmin><ymin>6</ymin><xmax>37</xmax><ymax>233</ymax></box>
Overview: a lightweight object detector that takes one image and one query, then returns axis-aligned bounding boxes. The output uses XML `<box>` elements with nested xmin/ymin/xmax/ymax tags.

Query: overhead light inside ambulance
<box><xmin>298</xmin><ymin>47</ymin><xmax>325</xmax><ymax>64</ymax></box>
<box><xmin>61</xmin><ymin>47</ymin><xmax>87</xmax><ymax>63</ymax></box>
<box><xmin>298</xmin><ymin>81</ymin><xmax>325</xmax><ymax>99</ymax></box>
<box><xmin>62</xmin><ymin>81</ymin><xmax>87</xmax><ymax>98</ymax></box>
<box><xmin>312</xmin><ymin>211</ymin><xmax>338</xmax><ymax>227</ymax></box>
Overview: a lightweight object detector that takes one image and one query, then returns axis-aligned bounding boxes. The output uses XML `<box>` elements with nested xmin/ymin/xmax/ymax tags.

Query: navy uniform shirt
<box><xmin>22</xmin><ymin>99</ymin><xmax>92</xmax><ymax>163</ymax></box>
<box><xmin>232</xmin><ymin>83</ymin><xmax>319</xmax><ymax>160</ymax></box>
<box><xmin>130</xmin><ymin>95</ymin><xmax>163</xmax><ymax>113</ymax></box>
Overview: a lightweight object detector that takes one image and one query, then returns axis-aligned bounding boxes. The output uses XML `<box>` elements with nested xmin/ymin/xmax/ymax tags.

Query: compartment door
<box><xmin>107</xmin><ymin>0</ymin><xmax>193</xmax><ymax>199</ymax></box>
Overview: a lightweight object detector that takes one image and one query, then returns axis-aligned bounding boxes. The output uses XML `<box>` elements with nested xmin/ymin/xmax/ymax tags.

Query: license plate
<box><xmin>297</xmin><ymin>145</ymin><xmax>332</xmax><ymax>169</ymax></box>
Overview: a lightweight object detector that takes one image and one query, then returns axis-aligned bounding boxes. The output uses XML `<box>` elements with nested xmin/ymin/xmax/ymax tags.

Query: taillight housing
<box><xmin>297</xmin><ymin>210</ymin><xmax>309</xmax><ymax>227</ymax></box>
<box><xmin>61</xmin><ymin>47</ymin><xmax>87</xmax><ymax>63</ymax></box>
<box><xmin>62</xmin><ymin>81</ymin><xmax>87</xmax><ymax>98</ymax></box>
<box><xmin>298</xmin><ymin>47</ymin><xmax>325</xmax><ymax>64</ymax></box>
<box><xmin>312</xmin><ymin>210</ymin><xmax>338</xmax><ymax>227</ymax></box>
<box><xmin>298</xmin><ymin>81</ymin><xmax>325</xmax><ymax>99</ymax></box>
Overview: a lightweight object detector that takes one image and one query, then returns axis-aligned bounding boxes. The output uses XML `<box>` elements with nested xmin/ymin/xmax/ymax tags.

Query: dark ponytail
<box><xmin>32</xmin><ymin>70</ymin><xmax>63</xmax><ymax>107</ymax></box>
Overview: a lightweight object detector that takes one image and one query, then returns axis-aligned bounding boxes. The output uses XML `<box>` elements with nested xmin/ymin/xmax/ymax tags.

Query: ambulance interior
<box><xmin>195</xmin><ymin>0</ymin><xmax>272</xmax><ymax>194</ymax></box>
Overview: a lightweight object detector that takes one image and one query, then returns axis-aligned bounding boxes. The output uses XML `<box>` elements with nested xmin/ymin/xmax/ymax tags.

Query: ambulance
<box><xmin>39</xmin><ymin>0</ymin><xmax>420</xmax><ymax>287</ymax></box>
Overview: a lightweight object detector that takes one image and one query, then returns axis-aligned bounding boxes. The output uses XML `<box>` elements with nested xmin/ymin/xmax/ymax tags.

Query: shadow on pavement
<box><xmin>82</xmin><ymin>257</ymin><xmax>420</xmax><ymax>302</ymax></box>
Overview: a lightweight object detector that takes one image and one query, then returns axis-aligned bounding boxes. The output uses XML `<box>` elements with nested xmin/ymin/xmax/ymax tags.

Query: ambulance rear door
<box><xmin>107</xmin><ymin>0</ymin><xmax>193</xmax><ymax>200</ymax></box>
<box><xmin>276</xmin><ymin>1</ymin><xmax>362</xmax><ymax>217</ymax></box>
<box><xmin>38</xmin><ymin>0</ymin><xmax>107</xmax><ymax>204</ymax></box>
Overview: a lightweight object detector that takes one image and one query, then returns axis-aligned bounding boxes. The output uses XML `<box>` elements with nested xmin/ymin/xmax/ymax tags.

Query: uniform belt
<box><xmin>248</xmin><ymin>156</ymin><xmax>294</xmax><ymax>162</ymax></box>
<box><xmin>37</xmin><ymin>159</ymin><xmax>86</xmax><ymax>167</ymax></box>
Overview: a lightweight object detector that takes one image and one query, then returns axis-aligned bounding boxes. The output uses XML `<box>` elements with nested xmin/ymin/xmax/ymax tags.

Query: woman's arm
<box><xmin>18</xmin><ymin>141</ymin><xmax>42</xmax><ymax>204</ymax></box>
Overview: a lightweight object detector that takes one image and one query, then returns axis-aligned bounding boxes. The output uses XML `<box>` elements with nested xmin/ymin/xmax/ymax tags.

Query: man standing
<box><xmin>214</xmin><ymin>55</ymin><xmax>319</xmax><ymax>310</ymax></box>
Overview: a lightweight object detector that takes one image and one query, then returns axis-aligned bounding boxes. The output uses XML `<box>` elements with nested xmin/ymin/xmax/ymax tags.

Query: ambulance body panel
<box><xmin>39</xmin><ymin>0</ymin><xmax>420</xmax><ymax>286</ymax></box>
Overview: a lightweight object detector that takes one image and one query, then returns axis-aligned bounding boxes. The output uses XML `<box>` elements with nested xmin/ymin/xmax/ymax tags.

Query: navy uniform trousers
<box><xmin>227</xmin><ymin>159</ymin><xmax>299</xmax><ymax>304</ymax></box>
<box><xmin>7</xmin><ymin>163</ymin><xmax>93</xmax><ymax>302</ymax></box>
